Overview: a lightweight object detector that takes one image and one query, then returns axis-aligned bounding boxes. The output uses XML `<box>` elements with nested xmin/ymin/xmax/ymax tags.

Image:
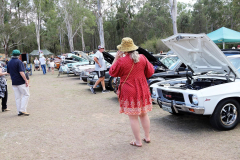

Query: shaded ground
<box><xmin>1</xmin><ymin>70</ymin><xmax>240</xmax><ymax>160</ymax></box>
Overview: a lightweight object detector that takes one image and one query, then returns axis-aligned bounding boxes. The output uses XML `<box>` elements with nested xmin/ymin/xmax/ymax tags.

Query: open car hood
<box><xmin>102</xmin><ymin>48</ymin><xmax>167</xmax><ymax>69</ymax></box>
<box><xmin>74</xmin><ymin>51</ymin><xmax>94</xmax><ymax>62</ymax></box>
<box><xmin>137</xmin><ymin>47</ymin><xmax>167</xmax><ymax>68</ymax></box>
<box><xmin>102</xmin><ymin>52</ymin><xmax>115</xmax><ymax>64</ymax></box>
<box><xmin>162</xmin><ymin>33</ymin><xmax>240</xmax><ymax>78</ymax></box>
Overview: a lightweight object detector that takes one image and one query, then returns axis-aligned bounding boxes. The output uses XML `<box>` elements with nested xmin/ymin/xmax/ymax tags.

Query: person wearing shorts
<box><xmin>90</xmin><ymin>45</ymin><xmax>109</xmax><ymax>94</ymax></box>
<box><xmin>34</xmin><ymin>57</ymin><xmax>40</xmax><ymax>71</ymax></box>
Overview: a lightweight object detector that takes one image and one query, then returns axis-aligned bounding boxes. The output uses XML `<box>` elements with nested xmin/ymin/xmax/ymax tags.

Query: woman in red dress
<box><xmin>109</xmin><ymin>37</ymin><xmax>154</xmax><ymax>147</ymax></box>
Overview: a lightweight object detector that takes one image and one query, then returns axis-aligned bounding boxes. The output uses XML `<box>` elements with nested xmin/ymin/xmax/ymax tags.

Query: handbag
<box><xmin>117</xmin><ymin>62</ymin><xmax>134</xmax><ymax>102</ymax></box>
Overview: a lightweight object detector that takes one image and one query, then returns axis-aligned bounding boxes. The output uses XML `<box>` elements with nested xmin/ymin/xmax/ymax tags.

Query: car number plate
<box><xmin>162</xmin><ymin>104</ymin><xmax>173</xmax><ymax>113</ymax></box>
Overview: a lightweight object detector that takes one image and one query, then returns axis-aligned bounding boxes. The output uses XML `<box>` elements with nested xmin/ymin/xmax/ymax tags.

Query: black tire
<box><xmin>108</xmin><ymin>77</ymin><xmax>115</xmax><ymax>91</ymax></box>
<box><xmin>210</xmin><ymin>99</ymin><xmax>240</xmax><ymax>130</ymax></box>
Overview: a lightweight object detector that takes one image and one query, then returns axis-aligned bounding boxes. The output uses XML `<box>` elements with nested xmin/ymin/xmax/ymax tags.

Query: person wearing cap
<box><xmin>7</xmin><ymin>50</ymin><xmax>30</xmax><ymax>116</ymax></box>
<box><xmin>90</xmin><ymin>45</ymin><xmax>110</xmax><ymax>94</ymax></box>
<box><xmin>109</xmin><ymin>37</ymin><xmax>154</xmax><ymax>147</ymax></box>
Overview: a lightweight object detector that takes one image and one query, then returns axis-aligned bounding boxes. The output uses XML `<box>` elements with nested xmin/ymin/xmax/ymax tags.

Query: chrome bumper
<box><xmin>157</xmin><ymin>97</ymin><xmax>205</xmax><ymax>115</ymax></box>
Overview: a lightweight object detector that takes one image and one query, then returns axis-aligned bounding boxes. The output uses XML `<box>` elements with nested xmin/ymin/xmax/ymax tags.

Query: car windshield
<box><xmin>207</xmin><ymin>56</ymin><xmax>240</xmax><ymax>75</ymax></box>
<box><xmin>228</xmin><ymin>57</ymin><xmax>240</xmax><ymax>73</ymax></box>
<box><xmin>73</xmin><ymin>57</ymin><xmax>89</xmax><ymax>62</ymax></box>
<box><xmin>160</xmin><ymin>56</ymin><xmax>179</xmax><ymax>70</ymax></box>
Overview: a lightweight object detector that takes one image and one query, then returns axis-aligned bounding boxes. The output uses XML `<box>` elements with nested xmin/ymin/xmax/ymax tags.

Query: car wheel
<box><xmin>210</xmin><ymin>99</ymin><xmax>240</xmax><ymax>130</ymax></box>
<box><xmin>108</xmin><ymin>77</ymin><xmax>115</xmax><ymax>91</ymax></box>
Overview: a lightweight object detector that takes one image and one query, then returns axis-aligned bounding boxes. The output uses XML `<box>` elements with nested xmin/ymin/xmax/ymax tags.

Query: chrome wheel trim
<box><xmin>220</xmin><ymin>103</ymin><xmax>237</xmax><ymax>126</ymax></box>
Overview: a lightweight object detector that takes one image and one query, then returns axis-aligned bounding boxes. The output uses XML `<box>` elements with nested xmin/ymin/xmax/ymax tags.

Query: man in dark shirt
<box><xmin>7</xmin><ymin>50</ymin><xmax>30</xmax><ymax>116</ymax></box>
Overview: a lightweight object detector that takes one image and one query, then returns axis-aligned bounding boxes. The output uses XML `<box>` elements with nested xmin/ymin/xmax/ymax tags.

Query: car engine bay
<box><xmin>160</xmin><ymin>74</ymin><xmax>231</xmax><ymax>90</ymax></box>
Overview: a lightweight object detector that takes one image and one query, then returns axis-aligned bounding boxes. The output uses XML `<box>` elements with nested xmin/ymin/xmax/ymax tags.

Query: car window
<box><xmin>160</xmin><ymin>56</ymin><xmax>179</xmax><ymax>69</ymax></box>
<box><xmin>228</xmin><ymin>57</ymin><xmax>240</xmax><ymax>73</ymax></box>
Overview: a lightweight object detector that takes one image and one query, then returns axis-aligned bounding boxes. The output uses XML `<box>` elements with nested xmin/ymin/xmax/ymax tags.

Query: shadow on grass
<box><xmin>151</xmin><ymin>113</ymin><xmax>218</xmax><ymax>133</ymax></box>
<box><xmin>108</xmin><ymin>96</ymin><xmax>119</xmax><ymax>103</ymax></box>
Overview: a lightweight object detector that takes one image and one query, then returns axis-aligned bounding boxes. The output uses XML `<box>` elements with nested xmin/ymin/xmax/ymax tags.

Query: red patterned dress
<box><xmin>109</xmin><ymin>54</ymin><xmax>154</xmax><ymax>115</ymax></box>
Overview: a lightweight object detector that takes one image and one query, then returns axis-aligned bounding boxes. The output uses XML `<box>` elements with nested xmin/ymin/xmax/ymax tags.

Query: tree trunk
<box><xmin>3</xmin><ymin>36</ymin><xmax>9</xmax><ymax>58</ymax></box>
<box><xmin>97</xmin><ymin>0</ymin><xmax>105</xmax><ymax>48</ymax></box>
<box><xmin>66</xmin><ymin>18</ymin><xmax>74</xmax><ymax>52</ymax></box>
<box><xmin>80</xmin><ymin>24</ymin><xmax>85</xmax><ymax>51</ymax></box>
<box><xmin>169</xmin><ymin>0</ymin><xmax>178</xmax><ymax>35</ymax></box>
<box><xmin>61</xmin><ymin>2</ymin><xmax>75</xmax><ymax>52</ymax></box>
<box><xmin>35</xmin><ymin>15</ymin><xmax>41</xmax><ymax>53</ymax></box>
<box><xmin>59</xmin><ymin>27</ymin><xmax>63</xmax><ymax>54</ymax></box>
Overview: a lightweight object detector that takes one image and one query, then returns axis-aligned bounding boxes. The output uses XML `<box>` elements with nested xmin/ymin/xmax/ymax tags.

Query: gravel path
<box><xmin>0</xmin><ymin>70</ymin><xmax>240</xmax><ymax>160</ymax></box>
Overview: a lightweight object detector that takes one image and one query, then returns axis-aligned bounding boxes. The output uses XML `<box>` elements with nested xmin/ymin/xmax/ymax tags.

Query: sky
<box><xmin>178</xmin><ymin>0</ymin><xmax>197</xmax><ymax>4</ymax></box>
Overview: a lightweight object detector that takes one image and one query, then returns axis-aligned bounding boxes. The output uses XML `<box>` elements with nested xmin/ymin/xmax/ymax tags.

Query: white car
<box><xmin>72</xmin><ymin>64</ymin><xmax>95</xmax><ymax>76</ymax></box>
<box><xmin>150</xmin><ymin>33</ymin><xmax>240</xmax><ymax>130</ymax></box>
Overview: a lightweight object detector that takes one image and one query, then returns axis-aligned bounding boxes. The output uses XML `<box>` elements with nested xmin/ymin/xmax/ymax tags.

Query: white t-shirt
<box><xmin>34</xmin><ymin>59</ymin><xmax>39</xmax><ymax>65</ymax></box>
<box><xmin>39</xmin><ymin>57</ymin><xmax>46</xmax><ymax>65</ymax></box>
<box><xmin>40</xmin><ymin>53</ymin><xmax>44</xmax><ymax>58</ymax></box>
<box><xmin>94</xmin><ymin>51</ymin><xmax>106</xmax><ymax>71</ymax></box>
<box><xmin>61</xmin><ymin>55</ymin><xmax>65</xmax><ymax>61</ymax></box>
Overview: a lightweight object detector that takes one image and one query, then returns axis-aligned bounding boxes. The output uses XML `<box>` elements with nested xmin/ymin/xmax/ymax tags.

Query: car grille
<box><xmin>162</xmin><ymin>90</ymin><xmax>184</xmax><ymax>102</ymax></box>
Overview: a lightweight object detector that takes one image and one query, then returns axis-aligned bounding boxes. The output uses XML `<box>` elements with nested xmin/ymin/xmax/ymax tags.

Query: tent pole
<box><xmin>223</xmin><ymin>42</ymin><xmax>225</xmax><ymax>49</ymax></box>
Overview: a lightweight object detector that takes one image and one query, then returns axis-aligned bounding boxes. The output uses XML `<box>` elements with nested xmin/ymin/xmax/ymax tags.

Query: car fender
<box><xmin>199</xmin><ymin>81</ymin><xmax>240</xmax><ymax>115</ymax></box>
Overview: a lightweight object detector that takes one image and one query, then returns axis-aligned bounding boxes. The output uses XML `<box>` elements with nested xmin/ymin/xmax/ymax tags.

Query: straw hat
<box><xmin>117</xmin><ymin>37</ymin><xmax>138</xmax><ymax>52</ymax></box>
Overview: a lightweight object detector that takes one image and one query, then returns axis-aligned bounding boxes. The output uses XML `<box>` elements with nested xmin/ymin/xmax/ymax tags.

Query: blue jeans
<box><xmin>41</xmin><ymin>64</ymin><xmax>46</xmax><ymax>74</ymax></box>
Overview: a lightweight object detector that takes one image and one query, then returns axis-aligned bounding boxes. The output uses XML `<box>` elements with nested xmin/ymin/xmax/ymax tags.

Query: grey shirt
<box><xmin>94</xmin><ymin>51</ymin><xmax>106</xmax><ymax>71</ymax></box>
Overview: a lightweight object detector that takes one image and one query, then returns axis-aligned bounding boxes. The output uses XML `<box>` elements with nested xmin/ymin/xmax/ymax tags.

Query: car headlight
<box><xmin>93</xmin><ymin>75</ymin><xmax>98</xmax><ymax>80</ymax></box>
<box><xmin>190</xmin><ymin>95</ymin><xmax>198</xmax><ymax>105</ymax></box>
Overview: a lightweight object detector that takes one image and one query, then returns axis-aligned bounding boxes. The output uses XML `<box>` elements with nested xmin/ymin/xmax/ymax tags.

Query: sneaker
<box><xmin>18</xmin><ymin>112</ymin><xmax>30</xmax><ymax>116</ymax></box>
<box><xmin>2</xmin><ymin>108</ymin><xmax>10</xmax><ymax>112</ymax></box>
<box><xmin>90</xmin><ymin>87</ymin><xmax>96</xmax><ymax>94</ymax></box>
<box><xmin>102</xmin><ymin>90</ymin><xmax>110</xmax><ymax>93</ymax></box>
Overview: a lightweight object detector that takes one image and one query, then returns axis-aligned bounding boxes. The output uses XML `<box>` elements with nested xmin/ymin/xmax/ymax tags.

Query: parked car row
<box><xmin>60</xmin><ymin>35</ymin><xmax>240</xmax><ymax>131</ymax></box>
<box><xmin>57</xmin><ymin>51</ymin><xmax>95</xmax><ymax>77</ymax></box>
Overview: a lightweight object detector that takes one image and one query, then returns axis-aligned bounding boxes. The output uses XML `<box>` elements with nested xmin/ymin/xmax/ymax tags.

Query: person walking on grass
<box><xmin>90</xmin><ymin>45</ymin><xmax>109</xmax><ymax>94</ymax></box>
<box><xmin>109</xmin><ymin>37</ymin><xmax>154</xmax><ymax>147</ymax></box>
<box><xmin>7</xmin><ymin>50</ymin><xmax>30</xmax><ymax>116</ymax></box>
<box><xmin>49</xmin><ymin>55</ymin><xmax>55</xmax><ymax>74</ymax></box>
<box><xmin>39</xmin><ymin>55</ymin><xmax>46</xmax><ymax>75</ymax></box>
<box><xmin>34</xmin><ymin>57</ymin><xmax>40</xmax><ymax>71</ymax></box>
<box><xmin>0</xmin><ymin>64</ymin><xmax>10</xmax><ymax>112</ymax></box>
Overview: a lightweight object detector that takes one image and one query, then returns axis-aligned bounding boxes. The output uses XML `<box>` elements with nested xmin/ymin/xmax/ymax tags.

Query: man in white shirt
<box><xmin>90</xmin><ymin>45</ymin><xmax>109</xmax><ymax>94</ymax></box>
<box><xmin>34</xmin><ymin>57</ymin><xmax>40</xmax><ymax>71</ymax></box>
<box><xmin>39</xmin><ymin>55</ymin><xmax>46</xmax><ymax>74</ymax></box>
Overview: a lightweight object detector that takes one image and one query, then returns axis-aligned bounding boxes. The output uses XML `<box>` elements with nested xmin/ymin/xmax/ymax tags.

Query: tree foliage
<box><xmin>1</xmin><ymin>0</ymin><xmax>240</xmax><ymax>56</ymax></box>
